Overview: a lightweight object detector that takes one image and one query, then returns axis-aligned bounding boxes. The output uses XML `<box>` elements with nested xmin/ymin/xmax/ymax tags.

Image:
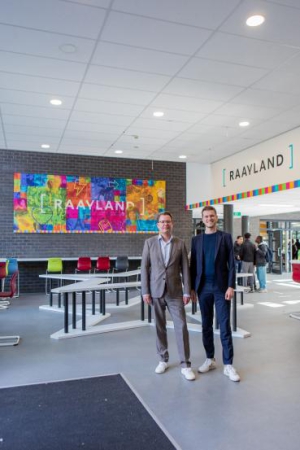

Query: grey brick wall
<box><xmin>0</xmin><ymin>148</ymin><xmax>192</xmax><ymax>292</ymax></box>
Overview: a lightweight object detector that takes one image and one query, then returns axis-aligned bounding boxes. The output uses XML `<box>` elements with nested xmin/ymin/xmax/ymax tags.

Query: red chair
<box><xmin>95</xmin><ymin>257</ymin><xmax>110</xmax><ymax>273</ymax></box>
<box><xmin>0</xmin><ymin>261</ymin><xmax>8</xmax><ymax>292</ymax></box>
<box><xmin>75</xmin><ymin>257</ymin><xmax>92</xmax><ymax>274</ymax></box>
<box><xmin>292</xmin><ymin>263</ymin><xmax>300</xmax><ymax>283</ymax></box>
<box><xmin>0</xmin><ymin>272</ymin><xmax>20</xmax><ymax>346</ymax></box>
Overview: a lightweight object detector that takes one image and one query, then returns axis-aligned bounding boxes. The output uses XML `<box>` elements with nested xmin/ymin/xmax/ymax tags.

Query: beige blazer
<box><xmin>141</xmin><ymin>235</ymin><xmax>191</xmax><ymax>299</ymax></box>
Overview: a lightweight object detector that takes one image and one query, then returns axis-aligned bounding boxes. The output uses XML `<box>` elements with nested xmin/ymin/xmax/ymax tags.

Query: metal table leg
<box><xmin>82</xmin><ymin>291</ymin><xmax>86</xmax><ymax>331</ymax></box>
<box><xmin>72</xmin><ymin>292</ymin><xmax>76</xmax><ymax>329</ymax></box>
<box><xmin>64</xmin><ymin>293</ymin><xmax>68</xmax><ymax>334</ymax></box>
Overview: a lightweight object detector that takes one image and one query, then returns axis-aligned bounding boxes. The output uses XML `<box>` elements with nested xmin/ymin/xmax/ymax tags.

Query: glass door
<box><xmin>268</xmin><ymin>229</ymin><xmax>283</xmax><ymax>274</ymax></box>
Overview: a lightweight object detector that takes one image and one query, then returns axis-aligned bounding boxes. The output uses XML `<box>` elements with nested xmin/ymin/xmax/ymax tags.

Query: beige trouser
<box><xmin>152</xmin><ymin>292</ymin><xmax>191</xmax><ymax>368</ymax></box>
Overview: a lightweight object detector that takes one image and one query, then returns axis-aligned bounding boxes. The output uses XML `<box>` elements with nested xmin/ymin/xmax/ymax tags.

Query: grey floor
<box><xmin>1</xmin><ymin>274</ymin><xmax>300</xmax><ymax>450</ymax></box>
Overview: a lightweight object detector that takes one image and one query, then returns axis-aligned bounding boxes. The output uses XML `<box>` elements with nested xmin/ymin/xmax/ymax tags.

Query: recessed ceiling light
<box><xmin>50</xmin><ymin>99</ymin><xmax>62</xmax><ymax>106</ymax></box>
<box><xmin>153</xmin><ymin>111</ymin><xmax>164</xmax><ymax>117</ymax></box>
<box><xmin>246</xmin><ymin>15</ymin><xmax>265</xmax><ymax>27</ymax></box>
<box><xmin>179</xmin><ymin>155</ymin><xmax>187</xmax><ymax>159</ymax></box>
<box><xmin>239</xmin><ymin>121</ymin><xmax>250</xmax><ymax>127</ymax></box>
<box><xmin>41</xmin><ymin>144</ymin><xmax>50</xmax><ymax>149</ymax></box>
<box><xmin>59</xmin><ymin>44</ymin><xmax>77</xmax><ymax>53</ymax></box>
<box><xmin>114</xmin><ymin>150</ymin><xmax>123</xmax><ymax>154</ymax></box>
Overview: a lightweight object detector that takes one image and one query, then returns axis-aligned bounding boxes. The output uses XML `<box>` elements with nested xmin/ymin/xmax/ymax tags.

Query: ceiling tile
<box><xmin>164</xmin><ymin>78</ymin><xmax>244</xmax><ymax>102</ymax></box>
<box><xmin>69</xmin><ymin>0</ymin><xmax>111</xmax><ymax>7</ymax></box>
<box><xmin>5</xmin><ymin>133</ymin><xmax>60</xmax><ymax>144</ymax></box>
<box><xmin>69</xmin><ymin>110</ymin><xmax>135</xmax><ymax>126</ymax></box>
<box><xmin>63</xmin><ymin>130</ymin><xmax>120</xmax><ymax>141</ymax></box>
<box><xmin>252</xmin><ymin>69</ymin><xmax>300</xmax><ymax>95</ymax></box>
<box><xmin>199</xmin><ymin>114</ymin><xmax>260</xmax><ymax>128</ymax></box>
<box><xmin>3</xmin><ymin>115</ymin><xmax>67</xmax><ymax>130</ymax></box>
<box><xmin>85</xmin><ymin>65</ymin><xmax>170</xmax><ymax>91</ymax></box>
<box><xmin>79</xmin><ymin>84</ymin><xmax>156</xmax><ymax>105</ymax></box>
<box><xmin>66</xmin><ymin>121</ymin><xmax>125</xmax><ymax>134</ymax></box>
<box><xmin>140</xmin><ymin>107</ymin><xmax>207</xmax><ymax>123</ymax></box>
<box><xmin>4</xmin><ymin>124</ymin><xmax>63</xmax><ymax>137</ymax></box>
<box><xmin>6</xmin><ymin>140</ymin><xmax>59</xmax><ymax>152</ymax></box>
<box><xmin>124</xmin><ymin>126</ymin><xmax>180</xmax><ymax>140</ymax></box>
<box><xmin>92</xmin><ymin>42</ymin><xmax>189</xmax><ymax>76</ymax></box>
<box><xmin>151</xmin><ymin>93</ymin><xmax>223</xmax><ymax>114</ymax></box>
<box><xmin>74</xmin><ymin>98</ymin><xmax>145</xmax><ymax>115</ymax></box>
<box><xmin>197</xmin><ymin>31</ymin><xmax>299</xmax><ymax>69</ymax></box>
<box><xmin>101</xmin><ymin>11</ymin><xmax>212</xmax><ymax>55</ymax></box>
<box><xmin>0</xmin><ymin>52</ymin><xmax>86</xmax><ymax>81</ymax></box>
<box><xmin>130</xmin><ymin>117</ymin><xmax>192</xmax><ymax>132</ymax></box>
<box><xmin>0</xmin><ymin>24</ymin><xmax>95</xmax><ymax>63</ymax></box>
<box><xmin>0</xmin><ymin>72</ymin><xmax>80</xmax><ymax>97</ymax></box>
<box><xmin>112</xmin><ymin>0</ymin><xmax>241</xmax><ymax>29</ymax></box>
<box><xmin>219</xmin><ymin>0</ymin><xmax>300</xmax><ymax>47</ymax></box>
<box><xmin>231</xmin><ymin>88</ymin><xmax>300</xmax><ymax>109</ymax></box>
<box><xmin>0</xmin><ymin>88</ymin><xmax>74</xmax><ymax>109</ymax></box>
<box><xmin>1</xmin><ymin>104</ymin><xmax>70</xmax><ymax>120</ymax></box>
<box><xmin>215</xmin><ymin>102</ymin><xmax>282</xmax><ymax>120</ymax></box>
<box><xmin>1</xmin><ymin>0</ymin><xmax>107</xmax><ymax>38</ymax></box>
<box><xmin>178</xmin><ymin>58</ymin><xmax>268</xmax><ymax>87</ymax></box>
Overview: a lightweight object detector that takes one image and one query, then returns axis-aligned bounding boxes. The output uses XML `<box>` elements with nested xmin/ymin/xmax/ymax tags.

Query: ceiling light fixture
<box><xmin>114</xmin><ymin>150</ymin><xmax>123</xmax><ymax>154</ymax></box>
<box><xmin>50</xmin><ymin>99</ymin><xmax>62</xmax><ymax>106</ymax></box>
<box><xmin>59</xmin><ymin>44</ymin><xmax>77</xmax><ymax>53</ymax></box>
<box><xmin>179</xmin><ymin>155</ymin><xmax>187</xmax><ymax>159</ymax></box>
<box><xmin>239</xmin><ymin>121</ymin><xmax>250</xmax><ymax>127</ymax></box>
<box><xmin>153</xmin><ymin>111</ymin><xmax>164</xmax><ymax>117</ymax></box>
<box><xmin>246</xmin><ymin>15</ymin><xmax>265</xmax><ymax>27</ymax></box>
<box><xmin>41</xmin><ymin>144</ymin><xmax>50</xmax><ymax>149</ymax></box>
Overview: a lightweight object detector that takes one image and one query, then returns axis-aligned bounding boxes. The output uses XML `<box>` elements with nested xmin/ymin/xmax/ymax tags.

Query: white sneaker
<box><xmin>155</xmin><ymin>362</ymin><xmax>168</xmax><ymax>374</ymax></box>
<box><xmin>198</xmin><ymin>358</ymin><xmax>216</xmax><ymax>373</ymax></box>
<box><xmin>259</xmin><ymin>289</ymin><xmax>268</xmax><ymax>293</ymax></box>
<box><xmin>181</xmin><ymin>367</ymin><xmax>196</xmax><ymax>381</ymax></box>
<box><xmin>223</xmin><ymin>364</ymin><xmax>240</xmax><ymax>382</ymax></box>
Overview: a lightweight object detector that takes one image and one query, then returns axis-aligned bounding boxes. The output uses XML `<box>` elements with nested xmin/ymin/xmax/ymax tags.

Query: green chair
<box><xmin>46</xmin><ymin>258</ymin><xmax>63</xmax><ymax>295</ymax></box>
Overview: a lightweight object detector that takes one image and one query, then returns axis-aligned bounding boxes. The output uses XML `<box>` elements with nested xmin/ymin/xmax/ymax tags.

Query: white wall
<box><xmin>186</xmin><ymin>162</ymin><xmax>212</xmax><ymax>205</ymax></box>
<box><xmin>211</xmin><ymin>127</ymin><xmax>300</xmax><ymax>199</ymax></box>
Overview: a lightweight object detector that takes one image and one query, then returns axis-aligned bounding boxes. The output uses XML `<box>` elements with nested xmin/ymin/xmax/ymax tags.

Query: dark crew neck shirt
<box><xmin>203</xmin><ymin>233</ymin><xmax>217</xmax><ymax>283</ymax></box>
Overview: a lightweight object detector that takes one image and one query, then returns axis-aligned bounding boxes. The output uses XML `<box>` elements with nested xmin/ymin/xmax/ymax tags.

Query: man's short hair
<box><xmin>244</xmin><ymin>232</ymin><xmax>251</xmax><ymax>239</ymax></box>
<box><xmin>156</xmin><ymin>211</ymin><xmax>173</xmax><ymax>222</ymax></box>
<box><xmin>236</xmin><ymin>235</ymin><xmax>242</xmax><ymax>239</ymax></box>
<box><xmin>202</xmin><ymin>206</ymin><xmax>217</xmax><ymax>216</ymax></box>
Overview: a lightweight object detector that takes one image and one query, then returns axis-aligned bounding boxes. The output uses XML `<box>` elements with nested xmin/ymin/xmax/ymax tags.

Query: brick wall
<box><xmin>0</xmin><ymin>148</ymin><xmax>192</xmax><ymax>292</ymax></box>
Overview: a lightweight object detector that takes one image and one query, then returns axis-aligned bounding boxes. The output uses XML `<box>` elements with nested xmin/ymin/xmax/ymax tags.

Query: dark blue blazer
<box><xmin>190</xmin><ymin>230</ymin><xmax>236</xmax><ymax>293</ymax></box>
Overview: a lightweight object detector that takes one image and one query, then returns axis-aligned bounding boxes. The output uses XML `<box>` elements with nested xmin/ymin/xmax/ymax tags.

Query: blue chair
<box><xmin>7</xmin><ymin>258</ymin><xmax>19</xmax><ymax>297</ymax></box>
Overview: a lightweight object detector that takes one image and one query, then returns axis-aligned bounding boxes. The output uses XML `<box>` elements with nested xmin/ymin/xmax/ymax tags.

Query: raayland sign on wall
<box><xmin>13</xmin><ymin>173</ymin><xmax>166</xmax><ymax>233</ymax></box>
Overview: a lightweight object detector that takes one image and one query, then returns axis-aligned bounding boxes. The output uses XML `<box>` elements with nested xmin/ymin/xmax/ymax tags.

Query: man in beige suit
<box><xmin>141</xmin><ymin>211</ymin><xmax>195</xmax><ymax>381</ymax></box>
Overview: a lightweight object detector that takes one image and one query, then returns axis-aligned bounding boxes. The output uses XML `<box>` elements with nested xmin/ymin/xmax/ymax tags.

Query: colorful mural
<box><xmin>14</xmin><ymin>173</ymin><xmax>166</xmax><ymax>233</ymax></box>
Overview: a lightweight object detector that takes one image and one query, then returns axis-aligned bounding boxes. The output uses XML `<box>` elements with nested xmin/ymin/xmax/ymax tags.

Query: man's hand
<box><xmin>191</xmin><ymin>290</ymin><xmax>197</xmax><ymax>302</ymax></box>
<box><xmin>143</xmin><ymin>294</ymin><xmax>152</xmax><ymax>304</ymax></box>
<box><xmin>225</xmin><ymin>287</ymin><xmax>234</xmax><ymax>301</ymax></box>
<box><xmin>183</xmin><ymin>295</ymin><xmax>190</xmax><ymax>305</ymax></box>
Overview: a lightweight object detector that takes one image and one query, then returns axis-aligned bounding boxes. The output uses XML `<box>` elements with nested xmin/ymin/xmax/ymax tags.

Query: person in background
<box><xmin>234</xmin><ymin>236</ymin><xmax>243</xmax><ymax>285</ymax></box>
<box><xmin>190</xmin><ymin>206</ymin><xmax>240</xmax><ymax>382</ymax></box>
<box><xmin>255</xmin><ymin>236</ymin><xmax>268</xmax><ymax>292</ymax></box>
<box><xmin>141</xmin><ymin>211</ymin><xmax>195</xmax><ymax>381</ymax></box>
<box><xmin>239</xmin><ymin>233</ymin><xmax>256</xmax><ymax>293</ymax></box>
<box><xmin>292</xmin><ymin>239</ymin><xmax>298</xmax><ymax>260</ymax></box>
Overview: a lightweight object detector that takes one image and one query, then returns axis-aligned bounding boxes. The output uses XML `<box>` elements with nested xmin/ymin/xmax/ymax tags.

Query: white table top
<box><xmin>39</xmin><ymin>269</ymin><xmax>140</xmax><ymax>281</ymax></box>
<box><xmin>51</xmin><ymin>280</ymin><xmax>141</xmax><ymax>294</ymax></box>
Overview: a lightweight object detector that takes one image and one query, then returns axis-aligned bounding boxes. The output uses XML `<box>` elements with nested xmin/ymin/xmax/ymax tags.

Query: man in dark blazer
<box><xmin>141</xmin><ymin>211</ymin><xmax>195</xmax><ymax>381</ymax></box>
<box><xmin>190</xmin><ymin>206</ymin><xmax>240</xmax><ymax>382</ymax></box>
